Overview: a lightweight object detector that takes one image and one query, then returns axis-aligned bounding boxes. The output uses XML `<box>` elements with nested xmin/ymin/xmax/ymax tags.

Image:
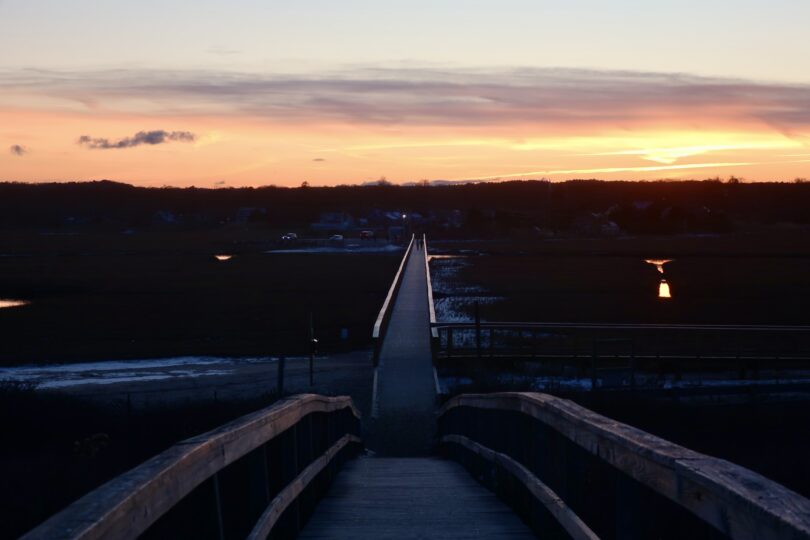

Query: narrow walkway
<box><xmin>369</xmin><ymin>244</ymin><xmax>436</xmax><ymax>454</ymax></box>
<box><xmin>298</xmin><ymin>457</ymin><xmax>536</xmax><ymax>539</ymax></box>
<box><xmin>301</xmin><ymin>244</ymin><xmax>536</xmax><ymax>538</ymax></box>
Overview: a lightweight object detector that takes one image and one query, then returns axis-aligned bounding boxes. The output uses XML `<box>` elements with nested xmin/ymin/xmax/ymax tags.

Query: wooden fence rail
<box><xmin>23</xmin><ymin>394</ymin><xmax>362</xmax><ymax>540</ymax></box>
<box><xmin>372</xmin><ymin>234</ymin><xmax>415</xmax><ymax>365</ymax></box>
<box><xmin>438</xmin><ymin>392</ymin><xmax>810</xmax><ymax>540</ymax></box>
<box><xmin>432</xmin><ymin>322</ymin><xmax>810</xmax><ymax>382</ymax></box>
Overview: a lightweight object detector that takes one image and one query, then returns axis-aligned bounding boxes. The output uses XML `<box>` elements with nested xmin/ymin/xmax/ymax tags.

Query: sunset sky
<box><xmin>2</xmin><ymin>0</ymin><xmax>809</xmax><ymax>186</ymax></box>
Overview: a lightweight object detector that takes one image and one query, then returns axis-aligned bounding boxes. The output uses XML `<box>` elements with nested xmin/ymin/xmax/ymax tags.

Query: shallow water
<box><xmin>0</xmin><ymin>299</ymin><xmax>28</xmax><ymax>309</ymax></box>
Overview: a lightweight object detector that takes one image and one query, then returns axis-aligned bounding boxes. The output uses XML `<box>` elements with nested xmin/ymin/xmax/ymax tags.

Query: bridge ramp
<box><xmin>298</xmin><ymin>456</ymin><xmax>536</xmax><ymax>539</ymax></box>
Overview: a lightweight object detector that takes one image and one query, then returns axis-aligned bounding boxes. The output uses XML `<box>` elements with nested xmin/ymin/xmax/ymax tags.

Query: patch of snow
<box><xmin>0</xmin><ymin>356</ymin><xmax>297</xmax><ymax>389</ymax></box>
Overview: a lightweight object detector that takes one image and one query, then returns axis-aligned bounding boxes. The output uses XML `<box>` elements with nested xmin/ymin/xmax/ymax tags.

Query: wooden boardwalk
<box><xmin>302</xmin><ymin>246</ymin><xmax>535</xmax><ymax>538</ymax></box>
<box><xmin>369</xmin><ymin>243</ymin><xmax>437</xmax><ymax>454</ymax></box>
<box><xmin>298</xmin><ymin>457</ymin><xmax>536</xmax><ymax>539</ymax></box>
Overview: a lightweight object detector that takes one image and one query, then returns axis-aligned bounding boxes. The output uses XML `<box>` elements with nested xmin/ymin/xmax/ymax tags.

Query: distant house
<box><xmin>311</xmin><ymin>212</ymin><xmax>354</xmax><ymax>232</ymax></box>
<box><xmin>387</xmin><ymin>226</ymin><xmax>405</xmax><ymax>243</ymax></box>
<box><xmin>233</xmin><ymin>207</ymin><xmax>266</xmax><ymax>225</ymax></box>
<box><xmin>152</xmin><ymin>210</ymin><xmax>180</xmax><ymax>226</ymax></box>
<box><xmin>572</xmin><ymin>213</ymin><xmax>621</xmax><ymax>237</ymax></box>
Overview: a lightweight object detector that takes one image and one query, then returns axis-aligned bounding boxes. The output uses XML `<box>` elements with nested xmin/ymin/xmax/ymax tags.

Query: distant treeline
<box><xmin>1</xmin><ymin>179</ymin><xmax>809</xmax><ymax>233</ymax></box>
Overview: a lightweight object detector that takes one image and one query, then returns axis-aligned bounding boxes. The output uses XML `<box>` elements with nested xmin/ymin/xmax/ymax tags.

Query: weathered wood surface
<box><xmin>440</xmin><ymin>392</ymin><xmax>810</xmax><ymax>540</ymax></box>
<box><xmin>298</xmin><ymin>457</ymin><xmax>537</xmax><ymax>539</ymax></box>
<box><xmin>23</xmin><ymin>394</ymin><xmax>360</xmax><ymax>540</ymax></box>
<box><xmin>442</xmin><ymin>434</ymin><xmax>599</xmax><ymax>540</ymax></box>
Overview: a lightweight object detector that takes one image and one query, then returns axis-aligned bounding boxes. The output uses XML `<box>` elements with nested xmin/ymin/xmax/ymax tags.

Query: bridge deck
<box><xmin>298</xmin><ymin>457</ymin><xmax>536</xmax><ymax>539</ymax></box>
<box><xmin>370</xmin><ymin>243</ymin><xmax>436</xmax><ymax>454</ymax></box>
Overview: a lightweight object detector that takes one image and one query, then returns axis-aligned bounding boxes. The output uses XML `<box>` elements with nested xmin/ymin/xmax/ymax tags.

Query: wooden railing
<box><xmin>423</xmin><ymin>234</ymin><xmax>439</xmax><ymax>346</ymax></box>
<box><xmin>433</xmin><ymin>321</ymin><xmax>810</xmax><ymax>383</ymax></box>
<box><xmin>438</xmin><ymin>392</ymin><xmax>810</xmax><ymax>540</ymax></box>
<box><xmin>24</xmin><ymin>394</ymin><xmax>362</xmax><ymax>540</ymax></box>
<box><xmin>372</xmin><ymin>234</ymin><xmax>415</xmax><ymax>365</ymax></box>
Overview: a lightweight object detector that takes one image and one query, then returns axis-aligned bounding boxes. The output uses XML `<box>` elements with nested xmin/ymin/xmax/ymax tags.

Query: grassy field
<box><xmin>430</xmin><ymin>229</ymin><xmax>810</xmax><ymax>325</ymax></box>
<box><xmin>0</xmin><ymin>229</ymin><xmax>400</xmax><ymax>364</ymax></box>
<box><xmin>432</xmin><ymin>229</ymin><xmax>810</xmax><ymax>498</ymax></box>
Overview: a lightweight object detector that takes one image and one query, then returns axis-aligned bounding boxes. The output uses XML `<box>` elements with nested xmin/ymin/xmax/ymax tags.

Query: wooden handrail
<box><xmin>24</xmin><ymin>394</ymin><xmax>360</xmax><ymax>540</ymax></box>
<box><xmin>439</xmin><ymin>392</ymin><xmax>810</xmax><ymax>540</ymax></box>
<box><xmin>442</xmin><ymin>434</ymin><xmax>599</xmax><ymax>540</ymax></box>
<box><xmin>423</xmin><ymin>234</ymin><xmax>438</xmax><ymax>340</ymax></box>
<box><xmin>247</xmin><ymin>433</ymin><xmax>362</xmax><ymax>539</ymax></box>
<box><xmin>372</xmin><ymin>234</ymin><xmax>414</xmax><ymax>339</ymax></box>
<box><xmin>372</xmin><ymin>234</ymin><xmax>415</xmax><ymax>364</ymax></box>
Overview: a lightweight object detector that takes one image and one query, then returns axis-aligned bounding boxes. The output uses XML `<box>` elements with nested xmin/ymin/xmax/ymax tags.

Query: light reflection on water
<box><xmin>644</xmin><ymin>258</ymin><xmax>673</xmax><ymax>274</ymax></box>
<box><xmin>645</xmin><ymin>259</ymin><xmax>674</xmax><ymax>299</ymax></box>
<box><xmin>428</xmin><ymin>255</ymin><xmax>466</xmax><ymax>261</ymax></box>
<box><xmin>659</xmin><ymin>280</ymin><xmax>672</xmax><ymax>299</ymax></box>
<box><xmin>0</xmin><ymin>299</ymin><xmax>29</xmax><ymax>309</ymax></box>
<box><xmin>214</xmin><ymin>254</ymin><xmax>233</xmax><ymax>261</ymax></box>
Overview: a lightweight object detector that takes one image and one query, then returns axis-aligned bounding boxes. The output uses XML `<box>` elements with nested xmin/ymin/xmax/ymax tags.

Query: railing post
<box><xmin>475</xmin><ymin>302</ymin><xmax>482</xmax><ymax>360</ymax></box>
<box><xmin>211</xmin><ymin>472</ymin><xmax>225</xmax><ymax>540</ymax></box>
<box><xmin>249</xmin><ymin>445</ymin><xmax>271</xmax><ymax>520</ymax></box>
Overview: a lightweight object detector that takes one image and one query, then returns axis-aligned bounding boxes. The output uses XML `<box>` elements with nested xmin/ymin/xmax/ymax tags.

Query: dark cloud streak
<box><xmin>9</xmin><ymin>144</ymin><xmax>27</xmax><ymax>156</ymax></box>
<box><xmin>5</xmin><ymin>67</ymin><xmax>810</xmax><ymax>133</ymax></box>
<box><xmin>77</xmin><ymin>130</ymin><xmax>196</xmax><ymax>150</ymax></box>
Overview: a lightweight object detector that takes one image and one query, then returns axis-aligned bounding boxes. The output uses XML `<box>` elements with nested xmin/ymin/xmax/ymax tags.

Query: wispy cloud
<box><xmin>3</xmin><ymin>67</ymin><xmax>810</xmax><ymax>135</ymax></box>
<box><xmin>589</xmin><ymin>143</ymin><xmax>793</xmax><ymax>164</ymax></box>
<box><xmin>77</xmin><ymin>130</ymin><xmax>196</xmax><ymax>149</ymax></box>
<box><xmin>9</xmin><ymin>144</ymin><xmax>27</xmax><ymax>156</ymax></box>
<box><xmin>312</xmin><ymin>157</ymin><xmax>326</xmax><ymax>162</ymax></box>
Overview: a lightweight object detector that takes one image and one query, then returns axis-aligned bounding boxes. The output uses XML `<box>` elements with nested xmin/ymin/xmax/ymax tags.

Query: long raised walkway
<box><xmin>300</xmin><ymin>241</ymin><xmax>536</xmax><ymax>538</ymax></box>
<box><xmin>368</xmin><ymin>241</ymin><xmax>437</xmax><ymax>454</ymax></box>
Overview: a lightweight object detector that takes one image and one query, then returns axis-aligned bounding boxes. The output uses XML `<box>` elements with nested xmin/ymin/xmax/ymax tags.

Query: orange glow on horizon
<box><xmin>2</xmin><ymin>104</ymin><xmax>808</xmax><ymax>187</ymax></box>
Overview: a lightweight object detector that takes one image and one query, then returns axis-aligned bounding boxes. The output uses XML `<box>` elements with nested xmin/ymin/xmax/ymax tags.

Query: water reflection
<box><xmin>0</xmin><ymin>299</ymin><xmax>28</xmax><ymax>309</ymax></box>
<box><xmin>645</xmin><ymin>259</ymin><xmax>674</xmax><ymax>298</ymax></box>
<box><xmin>658</xmin><ymin>280</ymin><xmax>672</xmax><ymax>299</ymax></box>
<box><xmin>214</xmin><ymin>254</ymin><xmax>233</xmax><ymax>261</ymax></box>
<box><xmin>644</xmin><ymin>259</ymin><xmax>673</xmax><ymax>274</ymax></box>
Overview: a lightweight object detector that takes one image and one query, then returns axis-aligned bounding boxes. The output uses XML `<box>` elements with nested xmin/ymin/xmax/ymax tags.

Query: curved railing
<box><xmin>372</xmin><ymin>234</ymin><xmax>415</xmax><ymax>365</ymax></box>
<box><xmin>24</xmin><ymin>394</ymin><xmax>362</xmax><ymax>540</ymax></box>
<box><xmin>438</xmin><ymin>392</ymin><xmax>810</xmax><ymax>540</ymax></box>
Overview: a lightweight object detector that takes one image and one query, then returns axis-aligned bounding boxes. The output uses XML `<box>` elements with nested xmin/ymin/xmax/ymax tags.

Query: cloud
<box><xmin>77</xmin><ymin>130</ymin><xmax>196</xmax><ymax>149</ymax></box>
<box><xmin>9</xmin><ymin>144</ymin><xmax>27</xmax><ymax>156</ymax></box>
<box><xmin>312</xmin><ymin>158</ymin><xmax>326</xmax><ymax>162</ymax></box>
<box><xmin>207</xmin><ymin>47</ymin><xmax>242</xmax><ymax>56</ymax></box>
<box><xmin>4</xmin><ymin>67</ymin><xmax>810</xmax><ymax>135</ymax></box>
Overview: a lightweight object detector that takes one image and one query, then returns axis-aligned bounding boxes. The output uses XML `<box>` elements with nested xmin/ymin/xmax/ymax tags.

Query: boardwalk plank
<box><xmin>299</xmin><ymin>457</ymin><xmax>537</xmax><ymax>539</ymax></box>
